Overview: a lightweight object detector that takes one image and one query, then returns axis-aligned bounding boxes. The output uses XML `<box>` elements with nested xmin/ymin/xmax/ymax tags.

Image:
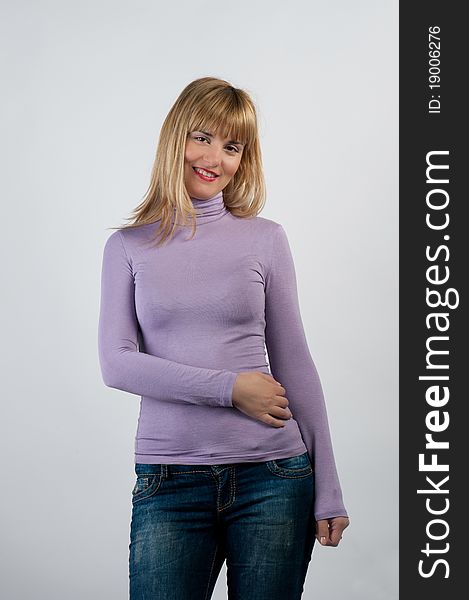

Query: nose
<box><xmin>202</xmin><ymin>143</ymin><xmax>222</xmax><ymax>167</ymax></box>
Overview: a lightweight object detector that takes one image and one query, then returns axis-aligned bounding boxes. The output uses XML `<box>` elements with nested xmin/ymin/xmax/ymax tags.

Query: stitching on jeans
<box><xmin>215</xmin><ymin>472</ymin><xmax>222</xmax><ymax>512</ymax></box>
<box><xmin>218</xmin><ymin>467</ymin><xmax>235</xmax><ymax>512</ymax></box>
<box><xmin>231</xmin><ymin>466</ymin><xmax>236</xmax><ymax>506</ymax></box>
<box><xmin>136</xmin><ymin>469</ymin><xmax>215</xmax><ymax>476</ymax></box>
<box><xmin>266</xmin><ymin>461</ymin><xmax>313</xmax><ymax>479</ymax></box>
<box><xmin>167</xmin><ymin>469</ymin><xmax>211</xmax><ymax>475</ymax></box>
<box><xmin>131</xmin><ymin>475</ymin><xmax>163</xmax><ymax>504</ymax></box>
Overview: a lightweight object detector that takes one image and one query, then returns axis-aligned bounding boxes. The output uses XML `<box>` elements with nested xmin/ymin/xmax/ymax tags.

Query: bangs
<box><xmin>186</xmin><ymin>92</ymin><xmax>256</xmax><ymax>149</ymax></box>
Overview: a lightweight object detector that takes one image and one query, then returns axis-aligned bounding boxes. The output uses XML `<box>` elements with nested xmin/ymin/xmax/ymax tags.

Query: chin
<box><xmin>187</xmin><ymin>183</ymin><xmax>223</xmax><ymax>199</ymax></box>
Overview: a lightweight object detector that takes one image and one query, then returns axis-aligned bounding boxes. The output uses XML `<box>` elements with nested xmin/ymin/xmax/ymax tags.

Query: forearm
<box><xmin>98</xmin><ymin>335</ymin><xmax>237</xmax><ymax>407</ymax></box>
<box><xmin>98</xmin><ymin>230</ymin><xmax>238</xmax><ymax>407</ymax></box>
<box><xmin>264</xmin><ymin>224</ymin><xmax>348</xmax><ymax>521</ymax></box>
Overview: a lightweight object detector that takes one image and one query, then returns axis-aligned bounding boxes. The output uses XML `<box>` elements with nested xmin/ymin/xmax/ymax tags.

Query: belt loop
<box><xmin>161</xmin><ymin>464</ymin><xmax>169</xmax><ymax>479</ymax></box>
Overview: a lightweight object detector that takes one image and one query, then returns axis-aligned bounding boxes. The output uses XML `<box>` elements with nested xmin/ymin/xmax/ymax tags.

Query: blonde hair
<box><xmin>112</xmin><ymin>76</ymin><xmax>266</xmax><ymax>246</ymax></box>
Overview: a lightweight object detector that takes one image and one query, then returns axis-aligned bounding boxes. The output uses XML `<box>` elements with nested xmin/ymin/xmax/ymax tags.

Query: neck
<box><xmin>189</xmin><ymin>189</ymin><xmax>228</xmax><ymax>224</ymax></box>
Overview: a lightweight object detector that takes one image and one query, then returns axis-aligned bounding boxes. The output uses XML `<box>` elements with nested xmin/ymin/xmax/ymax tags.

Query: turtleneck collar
<box><xmin>189</xmin><ymin>190</ymin><xmax>228</xmax><ymax>224</ymax></box>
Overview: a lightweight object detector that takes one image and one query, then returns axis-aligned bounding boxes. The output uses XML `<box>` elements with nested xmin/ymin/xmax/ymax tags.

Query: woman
<box><xmin>98</xmin><ymin>76</ymin><xmax>349</xmax><ymax>599</ymax></box>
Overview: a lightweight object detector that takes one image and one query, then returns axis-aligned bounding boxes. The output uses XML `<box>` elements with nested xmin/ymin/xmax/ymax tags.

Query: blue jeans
<box><xmin>129</xmin><ymin>451</ymin><xmax>315</xmax><ymax>599</ymax></box>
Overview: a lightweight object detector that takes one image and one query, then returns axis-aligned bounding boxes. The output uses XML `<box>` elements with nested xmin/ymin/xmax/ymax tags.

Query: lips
<box><xmin>193</xmin><ymin>167</ymin><xmax>219</xmax><ymax>177</ymax></box>
<box><xmin>193</xmin><ymin>167</ymin><xmax>220</xmax><ymax>182</ymax></box>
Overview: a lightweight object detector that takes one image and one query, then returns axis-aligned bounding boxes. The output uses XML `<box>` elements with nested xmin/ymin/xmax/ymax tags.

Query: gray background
<box><xmin>1</xmin><ymin>0</ymin><xmax>398</xmax><ymax>598</ymax></box>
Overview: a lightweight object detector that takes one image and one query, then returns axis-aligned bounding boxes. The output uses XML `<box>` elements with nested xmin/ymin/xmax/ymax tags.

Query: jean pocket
<box><xmin>266</xmin><ymin>452</ymin><xmax>313</xmax><ymax>478</ymax></box>
<box><xmin>132</xmin><ymin>464</ymin><xmax>163</xmax><ymax>503</ymax></box>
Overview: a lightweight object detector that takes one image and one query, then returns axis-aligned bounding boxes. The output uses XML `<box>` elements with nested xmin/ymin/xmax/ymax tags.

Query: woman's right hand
<box><xmin>231</xmin><ymin>372</ymin><xmax>292</xmax><ymax>427</ymax></box>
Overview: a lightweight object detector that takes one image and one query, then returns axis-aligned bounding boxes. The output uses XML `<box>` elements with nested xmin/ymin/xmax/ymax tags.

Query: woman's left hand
<box><xmin>315</xmin><ymin>516</ymin><xmax>350</xmax><ymax>547</ymax></box>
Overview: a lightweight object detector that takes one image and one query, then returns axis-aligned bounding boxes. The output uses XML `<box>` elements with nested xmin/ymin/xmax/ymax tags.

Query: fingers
<box><xmin>263</xmin><ymin>397</ymin><xmax>292</xmax><ymax>427</ymax></box>
<box><xmin>270</xmin><ymin>405</ymin><xmax>293</xmax><ymax>421</ymax></box>
<box><xmin>276</xmin><ymin>395</ymin><xmax>289</xmax><ymax>408</ymax></box>
<box><xmin>263</xmin><ymin>413</ymin><xmax>289</xmax><ymax>428</ymax></box>
<box><xmin>262</xmin><ymin>374</ymin><xmax>284</xmax><ymax>391</ymax></box>
<box><xmin>329</xmin><ymin>526</ymin><xmax>343</xmax><ymax>546</ymax></box>
<box><xmin>316</xmin><ymin>517</ymin><xmax>349</xmax><ymax>547</ymax></box>
<box><xmin>315</xmin><ymin>520</ymin><xmax>331</xmax><ymax>546</ymax></box>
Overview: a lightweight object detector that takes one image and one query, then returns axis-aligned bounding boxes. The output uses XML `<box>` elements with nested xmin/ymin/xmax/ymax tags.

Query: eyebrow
<box><xmin>198</xmin><ymin>130</ymin><xmax>245</xmax><ymax>147</ymax></box>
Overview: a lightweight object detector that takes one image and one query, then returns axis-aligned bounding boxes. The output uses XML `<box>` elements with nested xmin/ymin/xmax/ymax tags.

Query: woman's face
<box><xmin>184</xmin><ymin>128</ymin><xmax>245</xmax><ymax>199</ymax></box>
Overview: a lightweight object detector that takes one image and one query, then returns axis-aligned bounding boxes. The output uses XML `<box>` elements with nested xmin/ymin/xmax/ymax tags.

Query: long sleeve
<box><xmin>97</xmin><ymin>230</ymin><xmax>238</xmax><ymax>407</ymax></box>
<box><xmin>264</xmin><ymin>224</ymin><xmax>348</xmax><ymax>521</ymax></box>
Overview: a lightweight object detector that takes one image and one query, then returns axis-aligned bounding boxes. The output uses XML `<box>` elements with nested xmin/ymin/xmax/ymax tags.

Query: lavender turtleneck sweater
<box><xmin>98</xmin><ymin>190</ymin><xmax>347</xmax><ymax>520</ymax></box>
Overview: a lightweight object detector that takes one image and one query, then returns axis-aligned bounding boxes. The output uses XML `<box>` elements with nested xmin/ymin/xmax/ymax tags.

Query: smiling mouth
<box><xmin>193</xmin><ymin>167</ymin><xmax>219</xmax><ymax>179</ymax></box>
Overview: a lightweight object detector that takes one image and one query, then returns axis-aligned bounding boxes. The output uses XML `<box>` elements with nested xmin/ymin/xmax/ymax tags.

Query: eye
<box><xmin>226</xmin><ymin>145</ymin><xmax>240</xmax><ymax>153</ymax></box>
<box><xmin>193</xmin><ymin>135</ymin><xmax>209</xmax><ymax>143</ymax></box>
